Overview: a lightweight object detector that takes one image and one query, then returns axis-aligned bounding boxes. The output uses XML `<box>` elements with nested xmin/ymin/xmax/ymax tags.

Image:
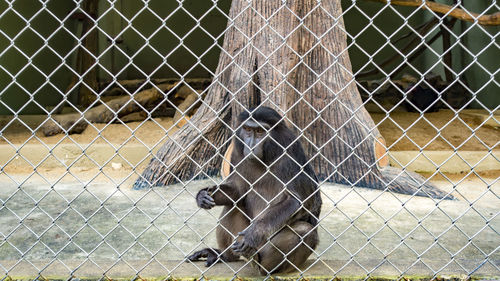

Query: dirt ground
<box><xmin>371</xmin><ymin>110</ymin><xmax>499</xmax><ymax>151</ymax></box>
<box><xmin>0</xmin><ymin>109</ymin><xmax>498</xmax><ymax>151</ymax></box>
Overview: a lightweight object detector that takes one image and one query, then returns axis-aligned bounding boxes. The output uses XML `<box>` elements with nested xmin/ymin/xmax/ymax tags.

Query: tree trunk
<box><xmin>133</xmin><ymin>0</ymin><xmax>451</xmax><ymax>199</ymax></box>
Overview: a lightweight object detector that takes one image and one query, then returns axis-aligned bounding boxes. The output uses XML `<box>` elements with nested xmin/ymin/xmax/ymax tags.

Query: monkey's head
<box><xmin>234</xmin><ymin>107</ymin><xmax>288</xmax><ymax>164</ymax></box>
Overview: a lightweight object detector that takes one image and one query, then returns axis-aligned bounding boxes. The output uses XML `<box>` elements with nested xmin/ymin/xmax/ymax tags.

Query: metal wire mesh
<box><xmin>0</xmin><ymin>0</ymin><xmax>498</xmax><ymax>280</ymax></box>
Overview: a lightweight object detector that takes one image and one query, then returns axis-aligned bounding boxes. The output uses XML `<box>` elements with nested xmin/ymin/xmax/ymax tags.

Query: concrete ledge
<box><xmin>1</xmin><ymin>260</ymin><xmax>499</xmax><ymax>281</ymax></box>
<box><xmin>0</xmin><ymin>143</ymin><xmax>498</xmax><ymax>173</ymax></box>
<box><xmin>389</xmin><ymin>150</ymin><xmax>500</xmax><ymax>173</ymax></box>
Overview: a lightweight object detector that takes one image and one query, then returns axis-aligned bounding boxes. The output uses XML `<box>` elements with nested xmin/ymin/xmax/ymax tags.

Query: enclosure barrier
<box><xmin>0</xmin><ymin>0</ymin><xmax>498</xmax><ymax>280</ymax></box>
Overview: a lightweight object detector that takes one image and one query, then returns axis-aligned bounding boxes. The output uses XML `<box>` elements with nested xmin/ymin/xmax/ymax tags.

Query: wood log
<box><xmin>41</xmin><ymin>84</ymin><xmax>172</xmax><ymax>136</ymax></box>
<box><xmin>119</xmin><ymin>107</ymin><xmax>176</xmax><ymax>123</ymax></box>
<box><xmin>365</xmin><ymin>0</ymin><xmax>500</xmax><ymax>26</ymax></box>
<box><xmin>175</xmin><ymin>84</ymin><xmax>198</xmax><ymax>99</ymax></box>
<box><xmin>172</xmin><ymin>90</ymin><xmax>202</xmax><ymax>127</ymax></box>
<box><xmin>151</xmin><ymin>104</ymin><xmax>176</xmax><ymax>118</ymax></box>
<box><xmin>359</xmin><ymin>73</ymin><xmax>469</xmax><ymax>112</ymax></box>
<box><xmin>119</xmin><ymin>111</ymin><xmax>150</xmax><ymax>123</ymax></box>
<box><xmin>99</xmin><ymin>78</ymin><xmax>211</xmax><ymax>95</ymax></box>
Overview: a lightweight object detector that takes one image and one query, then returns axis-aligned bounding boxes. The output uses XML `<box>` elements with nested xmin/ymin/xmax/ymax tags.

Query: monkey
<box><xmin>187</xmin><ymin>106</ymin><xmax>322</xmax><ymax>275</ymax></box>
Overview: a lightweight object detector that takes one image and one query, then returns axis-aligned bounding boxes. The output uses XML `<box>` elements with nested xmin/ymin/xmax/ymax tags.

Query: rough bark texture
<box><xmin>133</xmin><ymin>0</ymin><xmax>451</xmax><ymax>199</ymax></box>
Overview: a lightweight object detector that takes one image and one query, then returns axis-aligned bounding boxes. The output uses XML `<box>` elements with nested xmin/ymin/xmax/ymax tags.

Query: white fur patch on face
<box><xmin>245</xmin><ymin>119</ymin><xmax>271</xmax><ymax>132</ymax></box>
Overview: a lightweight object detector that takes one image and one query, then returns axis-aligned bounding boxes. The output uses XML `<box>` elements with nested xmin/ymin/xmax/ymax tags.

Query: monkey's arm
<box><xmin>208</xmin><ymin>183</ymin><xmax>243</xmax><ymax>205</ymax></box>
<box><xmin>232</xmin><ymin>194</ymin><xmax>300</xmax><ymax>255</ymax></box>
<box><xmin>196</xmin><ymin>183</ymin><xmax>242</xmax><ymax>208</ymax></box>
<box><xmin>253</xmin><ymin>194</ymin><xmax>301</xmax><ymax>234</ymax></box>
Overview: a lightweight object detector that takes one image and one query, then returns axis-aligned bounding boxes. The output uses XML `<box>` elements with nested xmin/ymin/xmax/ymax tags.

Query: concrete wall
<box><xmin>0</xmin><ymin>0</ymin><xmax>498</xmax><ymax>114</ymax></box>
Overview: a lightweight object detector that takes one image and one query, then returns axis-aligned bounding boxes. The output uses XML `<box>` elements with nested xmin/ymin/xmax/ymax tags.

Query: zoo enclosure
<box><xmin>0</xmin><ymin>0</ymin><xmax>499</xmax><ymax>280</ymax></box>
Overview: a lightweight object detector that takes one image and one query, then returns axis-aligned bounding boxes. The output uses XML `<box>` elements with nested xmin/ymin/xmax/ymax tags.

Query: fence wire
<box><xmin>0</xmin><ymin>0</ymin><xmax>499</xmax><ymax>280</ymax></box>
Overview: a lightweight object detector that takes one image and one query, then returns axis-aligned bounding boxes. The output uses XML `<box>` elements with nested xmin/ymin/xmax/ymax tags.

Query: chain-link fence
<box><xmin>0</xmin><ymin>0</ymin><xmax>498</xmax><ymax>279</ymax></box>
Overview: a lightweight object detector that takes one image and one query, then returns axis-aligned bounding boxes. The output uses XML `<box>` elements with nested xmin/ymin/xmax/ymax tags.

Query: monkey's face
<box><xmin>238</xmin><ymin>119</ymin><xmax>270</xmax><ymax>161</ymax></box>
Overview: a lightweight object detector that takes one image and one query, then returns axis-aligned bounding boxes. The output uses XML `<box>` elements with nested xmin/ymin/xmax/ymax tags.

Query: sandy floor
<box><xmin>0</xmin><ymin>116</ymin><xmax>179</xmax><ymax>146</ymax></box>
<box><xmin>371</xmin><ymin>110</ymin><xmax>499</xmax><ymax>151</ymax></box>
<box><xmin>0</xmin><ymin>110</ymin><xmax>498</xmax><ymax>151</ymax></box>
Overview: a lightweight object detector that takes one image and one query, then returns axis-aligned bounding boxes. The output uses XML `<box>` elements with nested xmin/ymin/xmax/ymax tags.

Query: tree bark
<box><xmin>133</xmin><ymin>0</ymin><xmax>451</xmax><ymax>199</ymax></box>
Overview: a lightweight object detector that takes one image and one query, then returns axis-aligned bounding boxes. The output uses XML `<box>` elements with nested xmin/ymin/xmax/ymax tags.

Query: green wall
<box><xmin>95</xmin><ymin>0</ymin><xmax>231</xmax><ymax>81</ymax></box>
<box><xmin>0</xmin><ymin>0</ymin><xmax>498</xmax><ymax>114</ymax></box>
<box><xmin>454</xmin><ymin>1</ymin><xmax>499</xmax><ymax>109</ymax></box>
<box><xmin>0</xmin><ymin>0</ymin><xmax>78</xmax><ymax>115</ymax></box>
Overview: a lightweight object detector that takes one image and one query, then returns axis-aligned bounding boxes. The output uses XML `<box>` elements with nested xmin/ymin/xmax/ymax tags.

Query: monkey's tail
<box><xmin>380</xmin><ymin>166</ymin><xmax>455</xmax><ymax>200</ymax></box>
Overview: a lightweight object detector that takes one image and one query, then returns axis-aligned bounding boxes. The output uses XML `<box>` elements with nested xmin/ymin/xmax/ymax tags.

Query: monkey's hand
<box><xmin>231</xmin><ymin>228</ymin><xmax>263</xmax><ymax>257</ymax></box>
<box><xmin>196</xmin><ymin>189</ymin><xmax>215</xmax><ymax>209</ymax></box>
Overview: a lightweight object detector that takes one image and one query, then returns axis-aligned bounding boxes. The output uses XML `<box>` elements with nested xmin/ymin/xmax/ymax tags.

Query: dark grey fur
<box><xmin>187</xmin><ymin>106</ymin><xmax>322</xmax><ymax>275</ymax></box>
